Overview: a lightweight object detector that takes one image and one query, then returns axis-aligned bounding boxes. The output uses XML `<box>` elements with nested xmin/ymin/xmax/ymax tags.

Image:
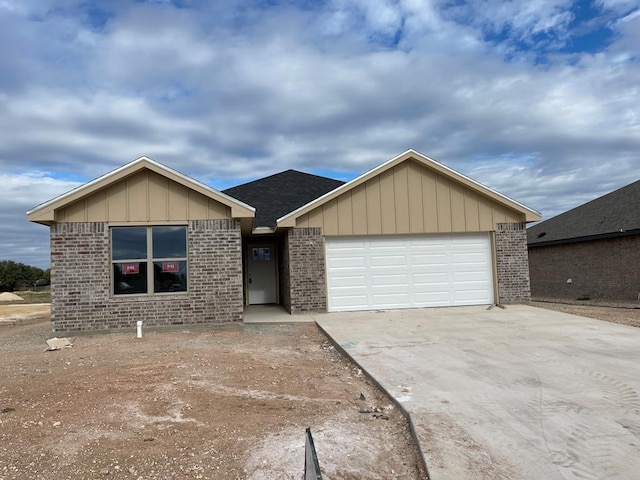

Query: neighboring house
<box><xmin>527</xmin><ymin>179</ymin><xmax>640</xmax><ymax>302</ymax></box>
<box><xmin>27</xmin><ymin>149</ymin><xmax>540</xmax><ymax>332</ymax></box>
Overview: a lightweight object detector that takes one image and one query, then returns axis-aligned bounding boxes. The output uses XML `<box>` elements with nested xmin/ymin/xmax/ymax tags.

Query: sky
<box><xmin>1</xmin><ymin>0</ymin><xmax>638</xmax><ymax>269</ymax></box>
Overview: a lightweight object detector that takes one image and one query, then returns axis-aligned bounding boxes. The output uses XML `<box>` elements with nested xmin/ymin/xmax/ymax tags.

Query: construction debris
<box><xmin>45</xmin><ymin>337</ymin><xmax>74</xmax><ymax>351</ymax></box>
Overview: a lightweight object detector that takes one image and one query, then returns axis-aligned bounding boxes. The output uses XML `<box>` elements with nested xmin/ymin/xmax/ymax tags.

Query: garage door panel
<box><xmin>328</xmin><ymin>256</ymin><xmax>367</xmax><ymax>267</ymax></box>
<box><xmin>451</xmin><ymin>249</ymin><xmax>487</xmax><ymax>259</ymax></box>
<box><xmin>454</xmin><ymin>291</ymin><xmax>492</xmax><ymax>303</ymax></box>
<box><xmin>453</xmin><ymin>282</ymin><xmax>490</xmax><ymax>293</ymax></box>
<box><xmin>410</xmin><ymin>254</ymin><xmax>448</xmax><ymax>265</ymax></box>
<box><xmin>371</xmin><ymin>294</ymin><xmax>411</xmax><ymax>307</ymax></box>
<box><xmin>330</xmin><ymin>298</ymin><xmax>369</xmax><ymax>310</ymax></box>
<box><xmin>451</xmin><ymin>236</ymin><xmax>485</xmax><ymax>245</ymax></box>
<box><xmin>413</xmin><ymin>273</ymin><xmax>449</xmax><ymax>284</ymax></box>
<box><xmin>413</xmin><ymin>294</ymin><xmax>452</xmax><ymax>306</ymax></box>
<box><xmin>452</xmin><ymin>275</ymin><xmax>489</xmax><ymax>286</ymax></box>
<box><xmin>370</xmin><ymin>256</ymin><xmax>408</xmax><ymax>267</ymax></box>
<box><xmin>414</xmin><ymin>284</ymin><xmax>451</xmax><ymax>294</ymax></box>
<box><xmin>326</xmin><ymin>234</ymin><xmax>493</xmax><ymax>312</ymax></box>
<box><xmin>370</xmin><ymin>274</ymin><xmax>409</xmax><ymax>286</ymax></box>
<box><xmin>329</xmin><ymin>276</ymin><xmax>368</xmax><ymax>288</ymax></box>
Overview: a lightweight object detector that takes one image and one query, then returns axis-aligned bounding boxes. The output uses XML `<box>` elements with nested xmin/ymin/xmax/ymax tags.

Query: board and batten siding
<box><xmin>55</xmin><ymin>170</ymin><xmax>232</xmax><ymax>223</ymax></box>
<box><xmin>295</xmin><ymin>160</ymin><xmax>524</xmax><ymax>235</ymax></box>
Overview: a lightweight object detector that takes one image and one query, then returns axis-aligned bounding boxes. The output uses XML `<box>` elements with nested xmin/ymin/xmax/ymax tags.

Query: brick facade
<box><xmin>50</xmin><ymin>219</ymin><xmax>243</xmax><ymax>332</ymax></box>
<box><xmin>528</xmin><ymin>235</ymin><xmax>640</xmax><ymax>301</ymax></box>
<box><xmin>279</xmin><ymin>234</ymin><xmax>292</xmax><ymax>311</ymax></box>
<box><xmin>284</xmin><ymin>227</ymin><xmax>326</xmax><ymax>313</ymax></box>
<box><xmin>495</xmin><ymin>222</ymin><xmax>531</xmax><ymax>304</ymax></box>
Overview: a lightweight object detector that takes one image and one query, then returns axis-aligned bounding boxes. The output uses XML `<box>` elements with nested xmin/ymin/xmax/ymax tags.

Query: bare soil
<box><xmin>0</xmin><ymin>309</ymin><xmax>425</xmax><ymax>480</ymax></box>
<box><xmin>531</xmin><ymin>301</ymin><xmax>640</xmax><ymax>328</ymax></box>
<box><xmin>0</xmin><ymin>304</ymin><xmax>50</xmax><ymax>326</ymax></box>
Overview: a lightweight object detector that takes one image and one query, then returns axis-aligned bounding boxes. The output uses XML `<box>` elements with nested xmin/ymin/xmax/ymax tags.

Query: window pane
<box><xmin>152</xmin><ymin>227</ymin><xmax>187</xmax><ymax>258</ymax></box>
<box><xmin>153</xmin><ymin>261</ymin><xmax>187</xmax><ymax>293</ymax></box>
<box><xmin>112</xmin><ymin>227</ymin><xmax>147</xmax><ymax>260</ymax></box>
<box><xmin>113</xmin><ymin>262</ymin><xmax>148</xmax><ymax>295</ymax></box>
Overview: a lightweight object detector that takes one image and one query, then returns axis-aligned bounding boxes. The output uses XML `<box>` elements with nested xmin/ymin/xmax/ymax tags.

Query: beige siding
<box><xmin>421</xmin><ymin>172</ymin><xmax>438</xmax><ymax>233</ymax></box>
<box><xmin>352</xmin><ymin>183</ymin><xmax>368</xmax><ymax>234</ymax></box>
<box><xmin>55</xmin><ymin>170</ymin><xmax>232</xmax><ymax>223</ymax></box>
<box><xmin>337</xmin><ymin>192</ymin><xmax>353</xmax><ymax>235</ymax></box>
<box><xmin>407</xmin><ymin>161</ymin><xmax>424</xmax><ymax>233</ymax></box>
<box><xmin>86</xmin><ymin>191</ymin><xmax>107</xmax><ymax>221</ymax></box>
<box><xmin>296</xmin><ymin>159</ymin><xmax>526</xmax><ymax>234</ymax></box>
<box><xmin>128</xmin><ymin>172</ymin><xmax>149</xmax><ymax>222</ymax></box>
<box><xmin>149</xmin><ymin>173</ymin><xmax>169</xmax><ymax>221</ymax></box>
<box><xmin>365</xmin><ymin>176</ymin><xmax>382</xmax><ymax>234</ymax></box>
<box><xmin>450</xmin><ymin>182</ymin><xmax>465</xmax><ymax>232</ymax></box>
<box><xmin>393</xmin><ymin>165</ymin><xmax>410</xmax><ymax>234</ymax></box>
<box><xmin>379</xmin><ymin>169</ymin><xmax>395</xmax><ymax>234</ymax></box>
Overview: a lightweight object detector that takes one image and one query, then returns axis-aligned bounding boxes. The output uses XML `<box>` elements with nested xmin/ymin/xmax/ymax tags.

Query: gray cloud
<box><xmin>0</xmin><ymin>0</ymin><xmax>638</xmax><ymax>268</ymax></box>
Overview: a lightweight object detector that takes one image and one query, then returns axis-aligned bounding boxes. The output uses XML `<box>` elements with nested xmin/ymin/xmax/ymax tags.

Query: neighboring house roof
<box><xmin>27</xmin><ymin>156</ymin><xmax>255</xmax><ymax>225</ymax></box>
<box><xmin>277</xmin><ymin>149</ymin><xmax>541</xmax><ymax>228</ymax></box>
<box><xmin>528</xmin><ymin>179</ymin><xmax>640</xmax><ymax>247</ymax></box>
<box><xmin>223</xmin><ymin>170</ymin><xmax>345</xmax><ymax>228</ymax></box>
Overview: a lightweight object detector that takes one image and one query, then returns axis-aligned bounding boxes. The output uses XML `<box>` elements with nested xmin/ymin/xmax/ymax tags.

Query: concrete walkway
<box><xmin>243</xmin><ymin>304</ymin><xmax>314</xmax><ymax>323</ymax></box>
<box><xmin>313</xmin><ymin>305</ymin><xmax>640</xmax><ymax>480</ymax></box>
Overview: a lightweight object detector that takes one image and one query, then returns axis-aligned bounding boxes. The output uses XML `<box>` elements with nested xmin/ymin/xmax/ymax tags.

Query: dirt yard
<box><xmin>531</xmin><ymin>301</ymin><xmax>640</xmax><ymax>328</ymax></box>
<box><xmin>4</xmin><ymin>300</ymin><xmax>634</xmax><ymax>480</ymax></box>
<box><xmin>0</xmin><ymin>310</ymin><xmax>425</xmax><ymax>480</ymax></box>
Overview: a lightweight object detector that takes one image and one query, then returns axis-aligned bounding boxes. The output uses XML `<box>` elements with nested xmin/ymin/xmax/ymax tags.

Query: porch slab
<box><xmin>243</xmin><ymin>304</ymin><xmax>314</xmax><ymax>323</ymax></box>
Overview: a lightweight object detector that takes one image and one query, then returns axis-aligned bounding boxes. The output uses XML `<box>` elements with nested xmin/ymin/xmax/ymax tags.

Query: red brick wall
<box><xmin>50</xmin><ymin>220</ymin><xmax>243</xmax><ymax>332</ymax></box>
<box><xmin>528</xmin><ymin>235</ymin><xmax>640</xmax><ymax>301</ymax></box>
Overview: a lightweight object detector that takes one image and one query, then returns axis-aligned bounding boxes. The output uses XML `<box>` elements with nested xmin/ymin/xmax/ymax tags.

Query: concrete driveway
<box><xmin>313</xmin><ymin>305</ymin><xmax>640</xmax><ymax>480</ymax></box>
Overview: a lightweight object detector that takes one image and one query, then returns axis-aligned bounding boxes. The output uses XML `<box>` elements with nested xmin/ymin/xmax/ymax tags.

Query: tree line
<box><xmin>0</xmin><ymin>261</ymin><xmax>50</xmax><ymax>292</ymax></box>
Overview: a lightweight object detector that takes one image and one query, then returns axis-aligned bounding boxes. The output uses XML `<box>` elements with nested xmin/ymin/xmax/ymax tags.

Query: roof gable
<box><xmin>528</xmin><ymin>179</ymin><xmax>640</xmax><ymax>246</ymax></box>
<box><xmin>223</xmin><ymin>170</ymin><xmax>344</xmax><ymax>228</ymax></box>
<box><xmin>277</xmin><ymin>149</ymin><xmax>541</xmax><ymax>228</ymax></box>
<box><xmin>27</xmin><ymin>157</ymin><xmax>255</xmax><ymax>225</ymax></box>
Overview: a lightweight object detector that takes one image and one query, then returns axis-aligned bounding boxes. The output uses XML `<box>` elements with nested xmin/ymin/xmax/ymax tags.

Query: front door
<box><xmin>247</xmin><ymin>243</ymin><xmax>277</xmax><ymax>304</ymax></box>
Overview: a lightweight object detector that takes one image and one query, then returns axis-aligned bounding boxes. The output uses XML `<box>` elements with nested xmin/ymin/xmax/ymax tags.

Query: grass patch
<box><xmin>576</xmin><ymin>295</ymin><xmax>591</xmax><ymax>301</ymax></box>
<box><xmin>2</xmin><ymin>407</ymin><xmax>15</xmax><ymax>414</ymax></box>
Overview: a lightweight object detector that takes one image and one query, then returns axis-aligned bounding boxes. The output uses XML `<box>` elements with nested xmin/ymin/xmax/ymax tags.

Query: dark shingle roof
<box><xmin>223</xmin><ymin>170</ymin><xmax>344</xmax><ymax>228</ymax></box>
<box><xmin>527</xmin><ymin>179</ymin><xmax>640</xmax><ymax>246</ymax></box>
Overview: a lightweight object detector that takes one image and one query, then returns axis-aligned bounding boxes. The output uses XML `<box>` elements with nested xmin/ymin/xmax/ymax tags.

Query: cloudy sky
<box><xmin>1</xmin><ymin>0</ymin><xmax>638</xmax><ymax>268</ymax></box>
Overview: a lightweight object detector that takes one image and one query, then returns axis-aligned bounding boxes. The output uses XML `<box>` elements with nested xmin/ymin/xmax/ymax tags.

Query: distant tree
<box><xmin>0</xmin><ymin>261</ymin><xmax>49</xmax><ymax>292</ymax></box>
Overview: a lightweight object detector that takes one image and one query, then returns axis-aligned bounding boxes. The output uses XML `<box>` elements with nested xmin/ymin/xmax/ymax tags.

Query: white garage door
<box><xmin>325</xmin><ymin>234</ymin><xmax>494</xmax><ymax>312</ymax></box>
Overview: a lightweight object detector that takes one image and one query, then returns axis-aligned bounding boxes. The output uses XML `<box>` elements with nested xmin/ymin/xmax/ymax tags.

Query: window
<box><xmin>111</xmin><ymin>226</ymin><xmax>187</xmax><ymax>295</ymax></box>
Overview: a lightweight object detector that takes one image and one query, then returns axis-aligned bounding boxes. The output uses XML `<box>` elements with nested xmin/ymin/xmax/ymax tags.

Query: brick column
<box><xmin>50</xmin><ymin>222</ymin><xmax>110</xmax><ymax>331</ymax></box>
<box><xmin>286</xmin><ymin>227</ymin><xmax>326</xmax><ymax>313</ymax></box>
<box><xmin>495</xmin><ymin>222</ymin><xmax>531</xmax><ymax>304</ymax></box>
<box><xmin>188</xmin><ymin>219</ymin><xmax>243</xmax><ymax>323</ymax></box>
<box><xmin>279</xmin><ymin>234</ymin><xmax>292</xmax><ymax>312</ymax></box>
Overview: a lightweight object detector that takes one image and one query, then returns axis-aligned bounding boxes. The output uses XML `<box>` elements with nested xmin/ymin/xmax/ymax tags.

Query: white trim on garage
<box><xmin>325</xmin><ymin>233</ymin><xmax>494</xmax><ymax>312</ymax></box>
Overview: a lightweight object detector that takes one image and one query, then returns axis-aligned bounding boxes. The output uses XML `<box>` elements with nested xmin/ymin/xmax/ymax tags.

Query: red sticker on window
<box><xmin>162</xmin><ymin>262</ymin><xmax>179</xmax><ymax>273</ymax></box>
<box><xmin>122</xmin><ymin>263</ymin><xmax>139</xmax><ymax>275</ymax></box>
